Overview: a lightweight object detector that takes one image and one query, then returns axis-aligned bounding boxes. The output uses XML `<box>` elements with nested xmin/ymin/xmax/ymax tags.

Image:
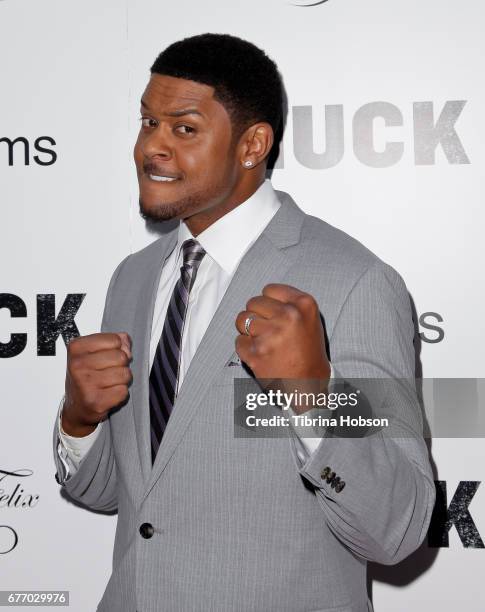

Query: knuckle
<box><xmin>253</xmin><ymin>339</ymin><xmax>267</xmax><ymax>357</ymax></box>
<box><xmin>297</xmin><ymin>292</ymin><xmax>317</xmax><ymax>311</ymax></box>
<box><xmin>67</xmin><ymin>336</ymin><xmax>81</xmax><ymax>355</ymax></box>
<box><xmin>114</xmin><ymin>335</ymin><xmax>123</xmax><ymax>350</ymax></box>
<box><xmin>68</xmin><ymin>354</ymin><xmax>81</xmax><ymax>371</ymax></box>
<box><xmin>83</xmin><ymin>390</ymin><xmax>99</xmax><ymax>411</ymax></box>
<box><xmin>245</xmin><ymin>297</ymin><xmax>257</xmax><ymax>311</ymax></box>
<box><xmin>117</xmin><ymin>349</ymin><xmax>129</xmax><ymax>365</ymax></box>
<box><xmin>115</xmin><ymin>385</ymin><xmax>129</xmax><ymax>403</ymax></box>
<box><xmin>284</xmin><ymin>304</ymin><xmax>301</xmax><ymax>323</ymax></box>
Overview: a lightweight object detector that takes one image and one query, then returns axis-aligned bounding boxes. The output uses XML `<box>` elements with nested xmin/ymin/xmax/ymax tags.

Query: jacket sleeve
<box><xmin>52</xmin><ymin>254</ymin><xmax>131</xmax><ymax>512</ymax></box>
<box><xmin>291</xmin><ymin>261</ymin><xmax>435</xmax><ymax>565</ymax></box>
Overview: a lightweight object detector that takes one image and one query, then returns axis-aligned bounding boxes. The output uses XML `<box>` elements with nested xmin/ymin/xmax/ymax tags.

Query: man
<box><xmin>53</xmin><ymin>33</ymin><xmax>435</xmax><ymax>612</ymax></box>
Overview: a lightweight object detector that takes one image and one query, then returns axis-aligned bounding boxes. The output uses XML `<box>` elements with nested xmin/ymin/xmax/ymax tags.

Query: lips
<box><xmin>143</xmin><ymin>164</ymin><xmax>181</xmax><ymax>183</ymax></box>
<box><xmin>148</xmin><ymin>174</ymin><xmax>178</xmax><ymax>182</ymax></box>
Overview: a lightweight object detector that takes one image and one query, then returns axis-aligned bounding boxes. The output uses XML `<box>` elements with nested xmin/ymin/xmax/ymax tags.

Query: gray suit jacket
<box><xmin>53</xmin><ymin>190</ymin><xmax>435</xmax><ymax>612</ymax></box>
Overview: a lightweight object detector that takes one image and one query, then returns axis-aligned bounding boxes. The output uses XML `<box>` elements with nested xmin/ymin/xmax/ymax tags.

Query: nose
<box><xmin>138</xmin><ymin>123</ymin><xmax>173</xmax><ymax>161</ymax></box>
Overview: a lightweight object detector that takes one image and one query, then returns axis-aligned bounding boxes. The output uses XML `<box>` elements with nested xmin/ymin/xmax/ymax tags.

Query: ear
<box><xmin>239</xmin><ymin>122</ymin><xmax>274</xmax><ymax>168</ymax></box>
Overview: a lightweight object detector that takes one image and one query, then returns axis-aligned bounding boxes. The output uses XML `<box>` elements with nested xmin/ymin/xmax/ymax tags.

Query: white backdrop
<box><xmin>1</xmin><ymin>0</ymin><xmax>484</xmax><ymax>610</ymax></box>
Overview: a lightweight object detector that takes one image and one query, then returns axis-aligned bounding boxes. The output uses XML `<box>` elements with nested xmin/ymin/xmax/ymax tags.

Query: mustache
<box><xmin>143</xmin><ymin>161</ymin><xmax>181</xmax><ymax>179</ymax></box>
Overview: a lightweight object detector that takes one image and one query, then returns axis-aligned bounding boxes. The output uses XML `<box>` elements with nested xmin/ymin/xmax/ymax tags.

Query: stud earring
<box><xmin>244</xmin><ymin>160</ymin><xmax>253</xmax><ymax>167</ymax></box>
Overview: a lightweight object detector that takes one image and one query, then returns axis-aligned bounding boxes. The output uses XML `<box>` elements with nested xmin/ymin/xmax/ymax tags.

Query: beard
<box><xmin>138</xmin><ymin>190</ymin><xmax>215</xmax><ymax>224</ymax></box>
<box><xmin>138</xmin><ymin>195</ymin><xmax>192</xmax><ymax>223</ymax></box>
<box><xmin>138</xmin><ymin>176</ymin><xmax>235</xmax><ymax>225</ymax></box>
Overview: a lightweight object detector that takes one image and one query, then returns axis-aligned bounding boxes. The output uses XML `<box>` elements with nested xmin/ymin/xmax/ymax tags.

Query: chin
<box><xmin>139</xmin><ymin>187</ymin><xmax>211</xmax><ymax>224</ymax></box>
<box><xmin>138</xmin><ymin>196</ymin><xmax>184</xmax><ymax>223</ymax></box>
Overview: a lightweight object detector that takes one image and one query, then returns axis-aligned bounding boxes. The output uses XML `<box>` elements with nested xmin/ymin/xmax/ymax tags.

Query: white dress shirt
<box><xmin>56</xmin><ymin>179</ymin><xmax>328</xmax><ymax>480</ymax></box>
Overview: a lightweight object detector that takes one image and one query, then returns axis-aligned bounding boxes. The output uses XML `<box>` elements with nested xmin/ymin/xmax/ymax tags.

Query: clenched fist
<box><xmin>235</xmin><ymin>284</ymin><xmax>330</xmax><ymax>402</ymax></box>
<box><xmin>61</xmin><ymin>332</ymin><xmax>133</xmax><ymax>437</ymax></box>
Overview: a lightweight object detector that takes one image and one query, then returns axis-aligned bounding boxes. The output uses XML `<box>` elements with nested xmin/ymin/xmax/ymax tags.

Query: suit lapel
<box><xmin>140</xmin><ymin>191</ymin><xmax>306</xmax><ymax>502</ymax></box>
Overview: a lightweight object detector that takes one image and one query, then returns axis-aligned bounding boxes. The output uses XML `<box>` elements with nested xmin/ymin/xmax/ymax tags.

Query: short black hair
<box><xmin>150</xmin><ymin>33</ymin><xmax>284</xmax><ymax>151</ymax></box>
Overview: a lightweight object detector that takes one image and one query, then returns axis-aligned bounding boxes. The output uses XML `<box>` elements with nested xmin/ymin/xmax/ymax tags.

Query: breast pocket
<box><xmin>213</xmin><ymin>354</ymin><xmax>255</xmax><ymax>387</ymax></box>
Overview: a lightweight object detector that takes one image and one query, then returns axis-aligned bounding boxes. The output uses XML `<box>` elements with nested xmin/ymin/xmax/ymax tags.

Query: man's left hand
<box><xmin>235</xmin><ymin>284</ymin><xmax>331</xmax><ymax>384</ymax></box>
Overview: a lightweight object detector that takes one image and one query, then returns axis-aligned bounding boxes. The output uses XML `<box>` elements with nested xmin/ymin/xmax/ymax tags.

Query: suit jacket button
<box><xmin>139</xmin><ymin>523</ymin><xmax>154</xmax><ymax>539</ymax></box>
<box><xmin>331</xmin><ymin>476</ymin><xmax>340</xmax><ymax>489</ymax></box>
<box><xmin>335</xmin><ymin>481</ymin><xmax>346</xmax><ymax>493</ymax></box>
<box><xmin>326</xmin><ymin>471</ymin><xmax>336</xmax><ymax>484</ymax></box>
<box><xmin>320</xmin><ymin>467</ymin><xmax>331</xmax><ymax>480</ymax></box>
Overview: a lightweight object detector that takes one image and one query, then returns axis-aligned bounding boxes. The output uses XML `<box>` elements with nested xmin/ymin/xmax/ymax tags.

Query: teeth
<box><xmin>149</xmin><ymin>174</ymin><xmax>177</xmax><ymax>182</ymax></box>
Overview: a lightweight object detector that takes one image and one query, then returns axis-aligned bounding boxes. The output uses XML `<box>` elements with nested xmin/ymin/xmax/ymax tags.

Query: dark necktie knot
<box><xmin>182</xmin><ymin>239</ymin><xmax>206</xmax><ymax>270</ymax></box>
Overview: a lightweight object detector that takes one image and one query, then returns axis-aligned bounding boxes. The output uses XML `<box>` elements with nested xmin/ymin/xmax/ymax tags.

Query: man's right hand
<box><xmin>61</xmin><ymin>332</ymin><xmax>133</xmax><ymax>437</ymax></box>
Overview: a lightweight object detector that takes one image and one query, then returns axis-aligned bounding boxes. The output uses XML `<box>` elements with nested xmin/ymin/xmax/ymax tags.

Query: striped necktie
<box><xmin>149</xmin><ymin>238</ymin><xmax>206</xmax><ymax>464</ymax></box>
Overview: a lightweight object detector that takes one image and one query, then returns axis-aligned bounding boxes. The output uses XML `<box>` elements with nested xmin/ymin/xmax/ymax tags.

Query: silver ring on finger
<box><xmin>244</xmin><ymin>315</ymin><xmax>257</xmax><ymax>336</ymax></box>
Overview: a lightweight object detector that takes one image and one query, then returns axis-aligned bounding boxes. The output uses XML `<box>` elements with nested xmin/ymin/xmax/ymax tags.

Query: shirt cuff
<box><xmin>57</xmin><ymin>397</ymin><xmax>103</xmax><ymax>469</ymax></box>
<box><xmin>288</xmin><ymin>362</ymin><xmax>335</xmax><ymax>460</ymax></box>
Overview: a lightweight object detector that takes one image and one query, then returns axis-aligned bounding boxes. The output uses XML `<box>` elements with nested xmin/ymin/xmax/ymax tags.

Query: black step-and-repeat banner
<box><xmin>1</xmin><ymin>1</ymin><xmax>483</xmax><ymax>610</ymax></box>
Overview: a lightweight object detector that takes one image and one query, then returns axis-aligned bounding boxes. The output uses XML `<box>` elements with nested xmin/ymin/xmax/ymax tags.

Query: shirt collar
<box><xmin>176</xmin><ymin>178</ymin><xmax>281</xmax><ymax>275</ymax></box>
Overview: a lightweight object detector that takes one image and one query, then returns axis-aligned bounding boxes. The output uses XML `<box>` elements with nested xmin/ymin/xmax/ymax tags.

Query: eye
<box><xmin>139</xmin><ymin>117</ymin><xmax>157</xmax><ymax>128</ymax></box>
<box><xmin>175</xmin><ymin>125</ymin><xmax>196</xmax><ymax>135</ymax></box>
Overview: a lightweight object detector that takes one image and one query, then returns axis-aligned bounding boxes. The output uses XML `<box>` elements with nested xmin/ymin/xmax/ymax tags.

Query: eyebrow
<box><xmin>140</xmin><ymin>98</ymin><xmax>203</xmax><ymax>118</ymax></box>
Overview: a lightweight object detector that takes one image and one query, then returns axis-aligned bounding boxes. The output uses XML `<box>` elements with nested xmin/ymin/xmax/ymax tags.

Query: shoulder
<box><xmin>302</xmin><ymin>212</ymin><xmax>378</xmax><ymax>269</ymax></box>
<box><xmin>278</xmin><ymin>193</ymin><xmax>409</xmax><ymax>307</ymax></box>
<box><xmin>298</xmin><ymin>209</ymin><xmax>404</xmax><ymax>287</ymax></box>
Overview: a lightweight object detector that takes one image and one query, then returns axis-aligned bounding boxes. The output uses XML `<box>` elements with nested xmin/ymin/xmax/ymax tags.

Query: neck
<box><xmin>184</xmin><ymin>174</ymin><xmax>266</xmax><ymax>236</ymax></box>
